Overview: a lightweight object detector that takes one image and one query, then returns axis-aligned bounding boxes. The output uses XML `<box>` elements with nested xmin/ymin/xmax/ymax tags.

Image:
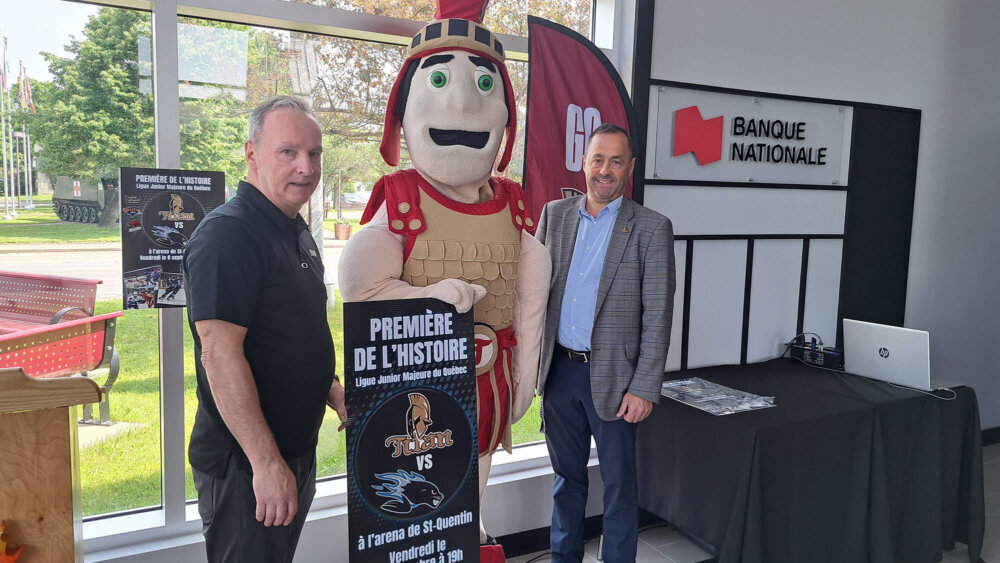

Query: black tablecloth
<box><xmin>636</xmin><ymin>359</ymin><xmax>984</xmax><ymax>563</ymax></box>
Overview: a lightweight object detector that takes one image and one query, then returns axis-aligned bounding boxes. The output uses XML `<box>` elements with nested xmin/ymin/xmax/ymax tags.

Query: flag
<box><xmin>23</xmin><ymin>68</ymin><xmax>34</xmax><ymax>113</ymax></box>
<box><xmin>17</xmin><ymin>62</ymin><xmax>26</xmax><ymax>110</ymax></box>
<box><xmin>523</xmin><ymin>16</ymin><xmax>640</xmax><ymax>222</ymax></box>
<box><xmin>1</xmin><ymin>36</ymin><xmax>7</xmax><ymax>92</ymax></box>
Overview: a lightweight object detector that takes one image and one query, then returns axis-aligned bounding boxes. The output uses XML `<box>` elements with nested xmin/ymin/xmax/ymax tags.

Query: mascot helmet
<box><xmin>380</xmin><ymin>0</ymin><xmax>517</xmax><ymax>173</ymax></box>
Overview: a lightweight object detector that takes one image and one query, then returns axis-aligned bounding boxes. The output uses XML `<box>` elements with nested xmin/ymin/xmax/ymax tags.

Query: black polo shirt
<box><xmin>183</xmin><ymin>181</ymin><xmax>334</xmax><ymax>477</ymax></box>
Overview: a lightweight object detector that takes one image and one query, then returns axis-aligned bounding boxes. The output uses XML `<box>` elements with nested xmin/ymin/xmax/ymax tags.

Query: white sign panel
<box><xmin>652</xmin><ymin>86</ymin><xmax>853</xmax><ymax>186</ymax></box>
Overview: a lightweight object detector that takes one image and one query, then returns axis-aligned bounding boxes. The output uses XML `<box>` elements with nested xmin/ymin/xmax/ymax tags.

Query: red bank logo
<box><xmin>673</xmin><ymin>106</ymin><xmax>724</xmax><ymax>165</ymax></box>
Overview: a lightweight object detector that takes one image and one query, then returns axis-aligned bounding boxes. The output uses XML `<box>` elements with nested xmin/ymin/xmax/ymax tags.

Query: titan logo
<box><xmin>384</xmin><ymin>393</ymin><xmax>454</xmax><ymax>459</ymax></box>
<box><xmin>878</xmin><ymin>347</ymin><xmax>890</xmax><ymax>358</ymax></box>
<box><xmin>565</xmin><ymin>104</ymin><xmax>602</xmax><ymax>172</ymax></box>
<box><xmin>673</xmin><ymin>106</ymin><xmax>724</xmax><ymax>165</ymax></box>
<box><xmin>157</xmin><ymin>194</ymin><xmax>195</xmax><ymax>221</ymax></box>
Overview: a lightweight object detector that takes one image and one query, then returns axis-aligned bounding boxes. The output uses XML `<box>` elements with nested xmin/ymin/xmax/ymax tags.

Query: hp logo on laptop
<box><xmin>878</xmin><ymin>347</ymin><xmax>890</xmax><ymax>358</ymax></box>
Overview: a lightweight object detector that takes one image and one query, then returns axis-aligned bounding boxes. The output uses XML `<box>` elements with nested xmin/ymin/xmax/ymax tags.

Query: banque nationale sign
<box><xmin>653</xmin><ymin>86</ymin><xmax>854</xmax><ymax>186</ymax></box>
<box><xmin>345</xmin><ymin>298</ymin><xmax>478</xmax><ymax>563</ymax></box>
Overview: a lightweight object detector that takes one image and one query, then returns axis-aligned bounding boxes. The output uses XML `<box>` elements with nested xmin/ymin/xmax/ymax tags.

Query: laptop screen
<box><xmin>842</xmin><ymin>319</ymin><xmax>932</xmax><ymax>390</ymax></box>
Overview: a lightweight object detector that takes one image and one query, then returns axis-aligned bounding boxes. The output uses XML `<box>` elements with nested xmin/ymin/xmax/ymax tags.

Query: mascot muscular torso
<box><xmin>338</xmin><ymin>0</ymin><xmax>551</xmax><ymax>556</ymax></box>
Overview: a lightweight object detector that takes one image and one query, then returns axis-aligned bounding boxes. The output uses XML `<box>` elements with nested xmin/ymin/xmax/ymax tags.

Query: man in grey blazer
<box><xmin>535</xmin><ymin>124</ymin><xmax>675</xmax><ymax>563</ymax></box>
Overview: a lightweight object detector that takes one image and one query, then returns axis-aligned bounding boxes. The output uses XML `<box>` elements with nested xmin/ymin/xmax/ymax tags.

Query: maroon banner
<box><xmin>523</xmin><ymin>16</ymin><xmax>639</xmax><ymax>223</ymax></box>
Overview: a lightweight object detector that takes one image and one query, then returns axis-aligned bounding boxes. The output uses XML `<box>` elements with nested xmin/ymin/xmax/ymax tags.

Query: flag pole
<box><xmin>13</xmin><ymin>60</ymin><xmax>22</xmax><ymax>208</ymax></box>
<box><xmin>23</xmin><ymin>65</ymin><xmax>33</xmax><ymax>210</ymax></box>
<box><xmin>24</xmin><ymin>127</ymin><xmax>33</xmax><ymax>210</ymax></box>
<box><xmin>0</xmin><ymin>33</ymin><xmax>11</xmax><ymax>220</ymax></box>
<box><xmin>20</xmin><ymin>130</ymin><xmax>29</xmax><ymax>209</ymax></box>
<box><xmin>4</xmin><ymin>47</ymin><xmax>15</xmax><ymax>218</ymax></box>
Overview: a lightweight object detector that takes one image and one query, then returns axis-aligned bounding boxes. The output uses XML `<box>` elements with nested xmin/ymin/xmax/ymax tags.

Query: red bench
<box><xmin>0</xmin><ymin>271</ymin><xmax>122</xmax><ymax>424</ymax></box>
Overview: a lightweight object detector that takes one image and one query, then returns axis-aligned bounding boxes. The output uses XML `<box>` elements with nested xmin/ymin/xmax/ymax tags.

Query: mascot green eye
<box><xmin>427</xmin><ymin>66</ymin><xmax>450</xmax><ymax>90</ymax></box>
<box><xmin>475</xmin><ymin>68</ymin><xmax>495</xmax><ymax>96</ymax></box>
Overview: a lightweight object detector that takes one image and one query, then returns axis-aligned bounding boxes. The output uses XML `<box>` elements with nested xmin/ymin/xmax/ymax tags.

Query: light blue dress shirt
<box><xmin>557</xmin><ymin>195</ymin><xmax>624</xmax><ymax>351</ymax></box>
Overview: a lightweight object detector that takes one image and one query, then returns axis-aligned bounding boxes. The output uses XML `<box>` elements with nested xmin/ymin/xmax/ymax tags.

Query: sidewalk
<box><xmin>0</xmin><ymin>242</ymin><xmax>121</xmax><ymax>254</ymax></box>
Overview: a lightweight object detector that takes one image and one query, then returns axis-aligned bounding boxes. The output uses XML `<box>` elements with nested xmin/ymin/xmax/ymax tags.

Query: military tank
<box><xmin>52</xmin><ymin>176</ymin><xmax>117</xmax><ymax>223</ymax></box>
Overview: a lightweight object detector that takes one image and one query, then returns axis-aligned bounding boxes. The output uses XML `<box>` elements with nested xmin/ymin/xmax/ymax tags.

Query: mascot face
<box><xmin>402</xmin><ymin>49</ymin><xmax>508</xmax><ymax>189</ymax></box>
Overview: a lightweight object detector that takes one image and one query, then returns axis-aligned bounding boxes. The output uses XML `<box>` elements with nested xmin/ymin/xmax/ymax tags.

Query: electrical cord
<box><xmin>783</xmin><ymin>334</ymin><xmax>959</xmax><ymax>401</ymax></box>
<box><xmin>787</xmin><ymin>353</ymin><xmax>847</xmax><ymax>374</ymax></box>
<box><xmin>779</xmin><ymin>332</ymin><xmax>826</xmax><ymax>359</ymax></box>
<box><xmin>887</xmin><ymin>382</ymin><xmax>958</xmax><ymax>400</ymax></box>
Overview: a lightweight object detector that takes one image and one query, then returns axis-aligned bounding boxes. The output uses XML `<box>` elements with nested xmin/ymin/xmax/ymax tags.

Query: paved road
<box><xmin>0</xmin><ymin>237</ymin><xmax>347</xmax><ymax>302</ymax></box>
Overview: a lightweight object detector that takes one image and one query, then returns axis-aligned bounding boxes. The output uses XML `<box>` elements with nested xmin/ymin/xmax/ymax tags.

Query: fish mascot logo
<box><xmin>371</xmin><ymin>469</ymin><xmax>444</xmax><ymax>515</ymax></box>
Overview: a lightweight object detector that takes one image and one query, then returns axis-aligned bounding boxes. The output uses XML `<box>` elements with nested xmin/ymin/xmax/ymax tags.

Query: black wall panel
<box><xmin>837</xmin><ymin>106</ymin><xmax>921</xmax><ymax>344</ymax></box>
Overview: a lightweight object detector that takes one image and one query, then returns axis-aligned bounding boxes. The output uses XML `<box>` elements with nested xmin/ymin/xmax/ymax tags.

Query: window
<box><xmin>0</xmin><ymin>1</ymin><xmax>161</xmax><ymax>517</ymax></box>
<box><xmin>176</xmin><ymin>15</ymin><xmax>546</xmax><ymax>490</ymax></box>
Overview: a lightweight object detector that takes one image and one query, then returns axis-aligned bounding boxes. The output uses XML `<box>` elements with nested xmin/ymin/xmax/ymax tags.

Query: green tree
<box><xmin>29</xmin><ymin>9</ymin><xmax>281</xmax><ymax>188</ymax></box>
<box><xmin>31</xmin><ymin>8</ymin><xmax>154</xmax><ymax>180</ymax></box>
<box><xmin>29</xmin><ymin>2</ymin><xmax>591</xmax><ymax>200</ymax></box>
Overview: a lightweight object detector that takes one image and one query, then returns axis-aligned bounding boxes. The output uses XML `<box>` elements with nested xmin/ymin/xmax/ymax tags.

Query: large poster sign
<box><xmin>120</xmin><ymin>167</ymin><xmax>224</xmax><ymax>309</ymax></box>
<box><xmin>345</xmin><ymin>299</ymin><xmax>478</xmax><ymax>563</ymax></box>
<box><xmin>523</xmin><ymin>16</ymin><xmax>640</xmax><ymax>223</ymax></box>
<box><xmin>651</xmin><ymin>86</ymin><xmax>854</xmax><ymax>186</ymax></box>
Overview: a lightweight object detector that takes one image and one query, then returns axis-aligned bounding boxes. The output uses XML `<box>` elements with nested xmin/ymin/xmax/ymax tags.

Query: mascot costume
<box><xmin>338</xmin><ymin>0</ymin><xmax>551</xmax><ymax>559</ymax></box>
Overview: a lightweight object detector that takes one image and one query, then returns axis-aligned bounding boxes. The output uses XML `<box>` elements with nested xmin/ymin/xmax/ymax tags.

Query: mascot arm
<box><xmin>337</xmin><ymin>202</ymin><xmax>486</xmax><ymax>313</ymax></box>
<box><xmin>510</xmin><ymin>230</ymin><xmax>551</xmax><ymax>421</ymax></box>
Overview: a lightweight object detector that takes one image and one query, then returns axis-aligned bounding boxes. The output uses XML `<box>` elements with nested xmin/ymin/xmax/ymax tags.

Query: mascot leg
<box><xmin>477</xmin><ymin>349</ymin><xmax>511</xmax><ymax>562</ymax></box>
<box><xmin>479</xmin><ymin>450</ymin><xmax>505</xmax><ymax>562</ymax></box>
<box><xmin>478</xmin><ymin>453</ymin><xmax>493</xmax><ymax>543</ymax></box>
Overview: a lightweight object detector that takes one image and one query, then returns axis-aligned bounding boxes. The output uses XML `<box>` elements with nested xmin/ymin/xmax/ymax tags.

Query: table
<box><xmin>636</xmin><ymin>359</ymin><xmax>984</xmax><ymax>563</ymax></box>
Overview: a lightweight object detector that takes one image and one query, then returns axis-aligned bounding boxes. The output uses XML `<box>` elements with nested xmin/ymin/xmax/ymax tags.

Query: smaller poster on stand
<box><xmin>345</xmin><ymin>298</ymin><xmax>478</xmax><ymax>563</ymax></box>
<box><xmin>120</xmin><ymin>167</ymin><xmax>225</xmax><ymax>309</ymax></box>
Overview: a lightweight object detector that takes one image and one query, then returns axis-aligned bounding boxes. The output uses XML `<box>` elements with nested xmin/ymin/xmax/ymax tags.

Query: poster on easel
<box><xmin>345</xmin><ymin>298</ymin><xmax>478</xmax><ymax>563</ymax></box>
<box><xmin>120</xmin><ymin>167</ymin><xmax>224</xmax><ymax>309</ymax></box>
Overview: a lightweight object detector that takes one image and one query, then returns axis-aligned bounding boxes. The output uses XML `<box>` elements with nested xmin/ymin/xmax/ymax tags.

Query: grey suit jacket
<box><xmin>535</xmin><ymin>195</ymin><xmax>676</xmax><ymax>421</ymax></box>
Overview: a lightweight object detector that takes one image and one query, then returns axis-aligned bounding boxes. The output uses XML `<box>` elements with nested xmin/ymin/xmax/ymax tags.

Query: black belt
<box><xmin>557</xmin><ymin>344</ymin><xmax>590</xmax><ymax>363</ymax></box>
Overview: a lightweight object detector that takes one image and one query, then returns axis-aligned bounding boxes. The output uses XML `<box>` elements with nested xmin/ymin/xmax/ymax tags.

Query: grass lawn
<box><xmin>322</xmin><ymin>208</ymin><xmax>364</xmax><ymax>234</ymax></box>
<box><xmin>0</xmin><ymin>195</ymin><xmax>120</xmax><ymax>244</ymax></box>
<box><xmin>81</xmin><ymin>293</ymin><xmax>543</xmax><ymax>516</ymax></box>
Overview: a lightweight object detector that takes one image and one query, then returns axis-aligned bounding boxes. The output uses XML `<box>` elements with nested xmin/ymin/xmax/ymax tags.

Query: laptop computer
<box><xmin>842</xmin><ymin>319</ymin><xmax>957</xmax><ymax>391</ymax></box>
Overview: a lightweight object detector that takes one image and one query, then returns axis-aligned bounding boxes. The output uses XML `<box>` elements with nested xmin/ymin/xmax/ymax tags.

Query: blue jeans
<box><xmin>544</xmin><ymin>351</ymin><xmax>639</xmax><ymax>563</ymax></box>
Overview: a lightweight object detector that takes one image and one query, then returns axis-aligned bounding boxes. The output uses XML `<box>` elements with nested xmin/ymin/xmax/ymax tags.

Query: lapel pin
<box><xmin>621</xmin><ymin>226</ymin><xmax>630</xmax><ymax>233</ymax></box>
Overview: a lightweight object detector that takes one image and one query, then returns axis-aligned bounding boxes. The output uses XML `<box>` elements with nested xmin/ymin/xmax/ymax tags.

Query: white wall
<box><xmin>648</xmin><ymin>0</ymin><xmax>1000</xmax><ymax>428</ymax></box>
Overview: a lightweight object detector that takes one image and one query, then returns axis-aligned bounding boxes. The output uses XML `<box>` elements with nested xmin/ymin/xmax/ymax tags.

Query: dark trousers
<box><xmin>193</xmin><ymin>451</ymin><xmax>317</xmax><ymax>563</ymax></box>
<box><xmin>543</xmin><ymin>351</ymin><xmax>639</xmax><ymax>563</ymax></box>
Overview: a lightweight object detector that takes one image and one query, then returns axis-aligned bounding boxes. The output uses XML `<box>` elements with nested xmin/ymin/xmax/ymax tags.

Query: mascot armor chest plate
<box><xmin>402</xmin><ymin>190</ymin><xmax>520</xmax><ymax>332</ymax></box>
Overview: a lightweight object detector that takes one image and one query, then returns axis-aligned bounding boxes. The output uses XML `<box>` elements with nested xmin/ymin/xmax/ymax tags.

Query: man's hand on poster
<box><xmin>327</xmin><ymin>378</ymin><xmax>348</xmax><ymax>431</ymax></box>
<box><xmin>616</xmin><ymin>392</ymin><xmax>653</xmax><ymax>423</ymax></box>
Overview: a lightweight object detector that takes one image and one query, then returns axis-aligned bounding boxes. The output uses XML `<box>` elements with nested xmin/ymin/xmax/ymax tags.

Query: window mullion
<box><xmin>151</xmin><ymin>0</ymin><xmax>187</xmax><ymax>532</ymax></box>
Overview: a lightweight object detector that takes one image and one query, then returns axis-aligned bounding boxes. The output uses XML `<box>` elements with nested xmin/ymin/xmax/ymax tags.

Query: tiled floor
<box><xmin>511</xmin><ymin>443</ymin><xmax>1000</xmax><ymax>563</ymax></box>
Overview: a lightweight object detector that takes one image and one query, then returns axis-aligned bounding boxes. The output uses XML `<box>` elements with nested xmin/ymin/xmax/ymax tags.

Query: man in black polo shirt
<box><xmin>183</xmin><ymin>95</ymin><xmax>347</xmax><ymax>563</ymax></box>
